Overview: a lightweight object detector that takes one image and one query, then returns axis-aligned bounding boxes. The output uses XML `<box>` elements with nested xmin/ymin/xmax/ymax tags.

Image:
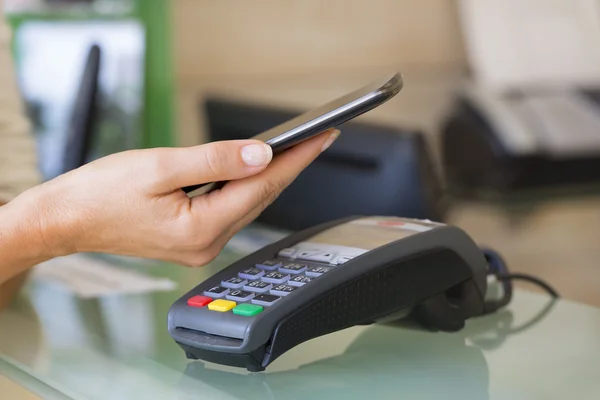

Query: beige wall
<box><xmin>170</xmin><ymin>0</ymin><xmax>468</xmax><ymax>145</ymax></box>
<box><xmin>172</xmin><ymin>0</ymin><xmax>466</xmax><ymax>78</ymax></box>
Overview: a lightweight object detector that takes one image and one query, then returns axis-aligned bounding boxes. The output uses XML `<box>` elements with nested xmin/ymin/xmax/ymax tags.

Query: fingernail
<box><xmin>241</xmin><ymin>143</ymin><xmax>273</xmax><ymax>167</ymax></box>
<box><xmin>321</xmin><ymin>129</ymin><xmax>341</xmax><ymax>152</ymax></box>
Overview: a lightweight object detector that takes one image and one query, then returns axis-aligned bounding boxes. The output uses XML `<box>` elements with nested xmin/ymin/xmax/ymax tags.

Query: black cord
<box><xmin>496</xmin><ymin>273</ymin><xmax>560</xmax><ymax>298</ymax></box>
<box><xmin>480</xmin><ymin>248</ymin><xmax>560</xmax><ymax>314</ymax></box>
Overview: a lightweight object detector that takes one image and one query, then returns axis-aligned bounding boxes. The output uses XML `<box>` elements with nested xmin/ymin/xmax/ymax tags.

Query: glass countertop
<box><xmin>1</xmin><ymin>228</ymin><xmax>600</xmax><ymax>400</ymax></box>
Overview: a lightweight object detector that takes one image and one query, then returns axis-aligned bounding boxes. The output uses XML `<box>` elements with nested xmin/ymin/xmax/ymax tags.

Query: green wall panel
<box><xmin>136</xmin><ymin>0</ymin><xmax>175</xmax><ymax>148</ymax></box>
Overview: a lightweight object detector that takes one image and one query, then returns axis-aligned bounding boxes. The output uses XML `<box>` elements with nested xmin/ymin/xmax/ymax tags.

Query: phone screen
<box><xmin>183</xmin><ymin>72</ymin><xmax>402</xmax><ymax>197</ymax></box>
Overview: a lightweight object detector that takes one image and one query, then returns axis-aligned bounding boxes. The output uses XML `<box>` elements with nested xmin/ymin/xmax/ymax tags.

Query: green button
<box><xmin>232</xmin><ymin>303</ymin><xmax>263</xmax><ymax>316</ymax></box>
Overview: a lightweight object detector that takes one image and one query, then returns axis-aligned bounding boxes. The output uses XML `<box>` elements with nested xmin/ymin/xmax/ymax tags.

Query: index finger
<box><xmin>194</xmin><ymin>128</ymin><xmax>340</xmax><ymax>226</ymax></box>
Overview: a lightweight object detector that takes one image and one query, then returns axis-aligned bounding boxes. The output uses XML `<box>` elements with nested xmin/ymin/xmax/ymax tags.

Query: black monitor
<box><xmin>61</xmin><ymin>44</ymin><xmax>101</xmax><ymax>174</ymax></box>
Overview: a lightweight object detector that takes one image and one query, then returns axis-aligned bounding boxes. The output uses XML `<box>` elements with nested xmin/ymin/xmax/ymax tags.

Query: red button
<box><xmin>187</xmin><ymin>295</ymin><xmax>212</xmax><ymax>307</ymax></box>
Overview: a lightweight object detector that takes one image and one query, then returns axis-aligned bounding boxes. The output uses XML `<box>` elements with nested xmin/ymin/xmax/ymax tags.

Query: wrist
<box><xmin>0</xmin><ymin>201</ymin><xmax>47</xmax><ymax>284</ymax></box>
<box><xmin>0</xmin><ymin>199</ymin><xmax>51</xmax><ymax>264</ymax></box>
<box><xmin>3</xmin><ymin>185</ymin><xmax>77</xmax><ymax>261</ymax></box>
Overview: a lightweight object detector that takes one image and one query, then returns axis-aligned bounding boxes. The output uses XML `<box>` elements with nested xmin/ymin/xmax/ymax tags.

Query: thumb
<box><xmin>152</xmin><ymin>140</ymin><xmax>273</xmax><ymax>193</ymax></box>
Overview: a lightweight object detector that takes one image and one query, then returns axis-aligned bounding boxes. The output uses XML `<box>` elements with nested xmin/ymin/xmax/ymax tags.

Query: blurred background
<box><xmin>3</xmin><ymin>0</ymin><xmax>600</xmax><ymax>306</ymax></box>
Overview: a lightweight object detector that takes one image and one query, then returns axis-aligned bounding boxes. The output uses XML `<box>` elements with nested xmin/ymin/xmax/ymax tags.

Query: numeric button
<box><xmin>270</xmin><ymin>284</ymin><xmax>298</xmax><ymax>296</ymax></box>
<box><xmin>226</xmin><ymin>290</ymin><xmax>254</xmax><ymax>302</ymax></box>
<box><xmin>239</xmin><ymin>267</ymin><xmax>264</xmax><ymax>281</ymax></box>
<box><xmin>256</xmin><ymin>260</ymin><xmax>282</xmax><ymax>271</ymax></box>
<box><xmin>288</xmin><ymin>275</ymin><xmax>313</xmax><ymax>287</ymax></box>
<box><xmin>305</xmin><ymin>266</ymin><xmax>333</xmax><ymax>277</ymax></box>
<box><xmin>262</xmin><ymin>271</ymin><xmax>290</xmax><ymax>284</ymax></box>
<box><xmin>243</xmin><ymin>280</ymin><xmax>273</xmax><ymax>293</ymax></box>
<box><xmin>279</xmin><ymin>262</ymin><xmax>308</xmax><ymax>275</ymax></box>
<box><xmin>221</xmin><ymin>277</ymin><xmax>248</xmax><ymax>289</ymax></box>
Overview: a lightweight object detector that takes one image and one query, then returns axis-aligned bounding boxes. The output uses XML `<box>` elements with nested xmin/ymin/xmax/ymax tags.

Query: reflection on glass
<box><xmin>27</xmin><ymin>279</ymin><xmax>158</xmax><ymax>358</ymax></box>
<box><xmin>178</xmin><ymin>323</ymin><xmax>489</xmax><ymax>400</ymax></box>
<box><xmin>99</xmin><ymin>295</ymin><xmax>157</xmax><ymax>357</ymax></box>
<box><xmin>176</xmin><ymin>301</ymin><xmax>557</xmax><ymax>400</ymax></box>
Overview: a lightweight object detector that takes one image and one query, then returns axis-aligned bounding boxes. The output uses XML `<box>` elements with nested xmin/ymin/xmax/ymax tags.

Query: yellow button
<box><xmin>207</xmin><ymin>299</ymin><xmax>237</xmax><ymax>312</ymax></box>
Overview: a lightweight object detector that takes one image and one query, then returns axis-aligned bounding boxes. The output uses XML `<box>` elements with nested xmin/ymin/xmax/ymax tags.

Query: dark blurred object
<box><xmin>441</xmin><ymin>87</ymin><xmax>600</xmax><ymax>195</ymax></box>
<box><xmin>61</xmin><ymin>44</ymin><xmax>101</xmax><ymax>174</ymax></box>
<box><xmin>582</xmin><ymin>89</ymin><xmax>600</xmax><ymax>106</ymax></box>
<box><xmin>203</xmin><ymin>98</ymin><xmax>446</xmax><ymax>231</ymax></box>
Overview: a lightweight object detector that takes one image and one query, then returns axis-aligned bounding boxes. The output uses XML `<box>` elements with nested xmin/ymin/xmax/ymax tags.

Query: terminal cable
<box><xmin>480</xmin><ymin>248</ymin><xmax>559</xmax><ymax>315</ymax></box>
<box><xmin>496</xmin><ymin>273</ymin><xmax>560</xmax><ymax>298</ymax></box>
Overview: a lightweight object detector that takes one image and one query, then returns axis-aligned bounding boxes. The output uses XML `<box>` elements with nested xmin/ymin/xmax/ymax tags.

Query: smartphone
<box><xmin>184</xmin><ymin>72</ymin><xmax>403</xmax><ymax>197</ymax></box>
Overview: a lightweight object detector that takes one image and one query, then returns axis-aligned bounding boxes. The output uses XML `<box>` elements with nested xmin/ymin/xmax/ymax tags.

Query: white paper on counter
<box><xmin>31</xmin><ymin>254</ymin><xmax>177</xmax><ymax>298</ymax></box>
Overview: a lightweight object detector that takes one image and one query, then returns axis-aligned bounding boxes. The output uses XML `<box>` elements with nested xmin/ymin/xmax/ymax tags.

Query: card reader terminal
<box><xmin>168</xmin><ymin>216</ymin><xmax>489</xmax><ymax>372</ymax></box>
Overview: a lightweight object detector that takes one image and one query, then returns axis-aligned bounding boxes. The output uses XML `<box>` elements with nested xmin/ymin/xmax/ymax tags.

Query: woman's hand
<box><xmin>9</xmin><ymin>129</ymin><xmax>339</xmax><ymax>269</ymax></box>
